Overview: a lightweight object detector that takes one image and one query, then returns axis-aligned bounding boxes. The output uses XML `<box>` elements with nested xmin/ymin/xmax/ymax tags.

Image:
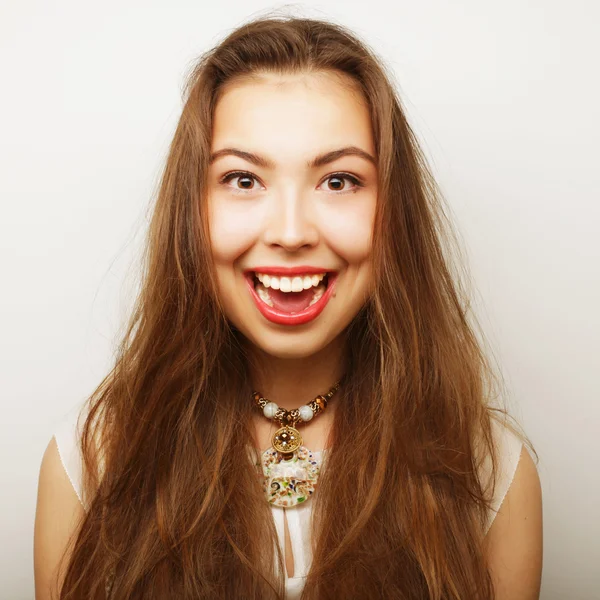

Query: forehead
<box><xmin>211</xmin><ymin>71</ymin><xmax>375</xmax><ymax>162</ymax></box>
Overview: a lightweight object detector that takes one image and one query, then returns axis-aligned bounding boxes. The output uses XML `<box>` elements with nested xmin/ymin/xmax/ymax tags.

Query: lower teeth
<box><xmin>256</xmin><ymin>285</ymin><xmax>274</xmax><ymax>307</ymax></box>
<box><xmin>308</xmin><ymin>286</ymin><xmax>325</xmax><ymax>306</ymax></box>
<box><xmin>255</xmin><ymin>282</ymin><xmax>326</xmax><ymax>309</ymax></box>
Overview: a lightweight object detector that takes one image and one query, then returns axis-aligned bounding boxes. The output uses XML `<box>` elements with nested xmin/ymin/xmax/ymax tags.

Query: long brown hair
<box><xmin>58</xmin><ymin>12</ymin><xmax>534</xmax><ymax>599</ymax></box>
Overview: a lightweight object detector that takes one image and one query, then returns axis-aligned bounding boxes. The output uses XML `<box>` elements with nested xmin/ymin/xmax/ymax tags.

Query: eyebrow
<box><xmin>209</xmin><ymin>145</ymin><xmax>377</xmax><ymax>169</ymax></box>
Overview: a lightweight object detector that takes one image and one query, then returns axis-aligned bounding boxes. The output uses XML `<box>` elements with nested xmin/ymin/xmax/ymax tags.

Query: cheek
<box><xmin>208</xmin><ymin>200</ymin><xmax>262</xmax><ymax>263</ymax></box>
<box><xmin>319</xmin><ymin>201</ymin><xmax>375</xmax><ymax>262</ymax></box>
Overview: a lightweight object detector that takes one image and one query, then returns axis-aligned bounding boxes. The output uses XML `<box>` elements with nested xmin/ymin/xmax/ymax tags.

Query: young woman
<box><xmin>34</xmin><ymin>14</ymin><xmax>543</xmax><ymax>600</ymax></box>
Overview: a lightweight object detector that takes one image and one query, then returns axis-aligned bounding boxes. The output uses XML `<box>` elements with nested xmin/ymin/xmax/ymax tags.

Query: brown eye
<box><xmin>237</xmin><ymin>175</ymin><xmax>256</xmax><ymax>189</ymax></box>
<box><xmin>221</xmin><ymin>172</ymin><xmax>258</xmax><ymax>190</ymax></box>
<box><xmin>326</xmin><ymin>176</ymin><xmax>347</xmax><ymax>191</ymax></box>
<box><xmin>321</xmin><ymin>173</ymin><xmax>363</xmax><ymax>193</ymax></box>
<box><xmin>327</xmin><ymin>176</ymin><xmax>343</xmax><ymax>191</ymax></box>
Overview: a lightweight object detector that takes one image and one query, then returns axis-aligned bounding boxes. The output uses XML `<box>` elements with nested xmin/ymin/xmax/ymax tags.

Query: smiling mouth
<box><xmin>251</xmin><ymin>271</ymin><xmax>330</xmax><ymax>313</ymax></box>
<box><xmin>244</xmin><ymin>269</ymin><xmax>338</xmax><ymax>326</ymax></box>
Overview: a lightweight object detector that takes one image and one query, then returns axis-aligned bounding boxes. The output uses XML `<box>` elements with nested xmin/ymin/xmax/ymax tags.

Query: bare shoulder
<box><xmin>485</xmin><ymin>445</ymin><xmax>543</xmax><ymax>600</ymax></box>
<box><xmin>34</xmin><ymin>436</ymin><xmax>86</xmax><ymax>600</ymax></box>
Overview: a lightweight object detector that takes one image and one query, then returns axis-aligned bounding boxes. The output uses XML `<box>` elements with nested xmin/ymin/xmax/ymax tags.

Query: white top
<box><xmin>53</xmin><ymin>400</ymin><xmax>524</xmax><ymax>599</ymax></box>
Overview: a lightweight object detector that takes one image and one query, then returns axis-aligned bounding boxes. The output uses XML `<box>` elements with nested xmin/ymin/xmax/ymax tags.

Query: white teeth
<box><xmin>254</xmin><ymin>282</ymin><xmax>326</xmax><ymax>308</ymax></box>
<box><xmin>256</xmin><ymin>285</ymin><xmax>274</xmax><ymax>307</ymax></box>
<box><xmin>308</xmin><ymin>284</ymin><xmax>326</xmax><ymax>306</ymax></box>
<box><xmin>255</xmin><ymin>272</ymin><xmax>326</xmax><ymax>292</ymax></box>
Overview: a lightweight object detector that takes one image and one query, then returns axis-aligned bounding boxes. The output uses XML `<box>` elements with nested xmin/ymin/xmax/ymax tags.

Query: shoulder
<box><xmin>52</xmin><ymin>399</ymin><xmax>90</xmax><ymax>509</ymax></box>
<box><xmin>477</xmin><ymin>415</ymin><xmax>528</xmax><ymax>534</ymax></box>
<box><xmin>51</xmin><ymin>398</ymin><xmax>105</xmax><ymax>511</ymax></box>
<box><xmin>481</xmin><ymin>418</ymin><xmax>543</xmax><ymax>599</ymax></box>
<box><xmin>35</xmin><ymin>400</ymin><xmax>109</xmax><ymax>598</ymax></box>
<box><xmin>34</xmin><ymin>405</ymin><xmax>89</xmax><ymax>599</ymax></box>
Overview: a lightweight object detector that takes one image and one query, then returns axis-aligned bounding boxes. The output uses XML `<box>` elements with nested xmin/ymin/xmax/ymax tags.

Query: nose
<box><xmin>262</xmin><ymin>189</ymin><xmax>319</xmax><ymax>251</ymax></box>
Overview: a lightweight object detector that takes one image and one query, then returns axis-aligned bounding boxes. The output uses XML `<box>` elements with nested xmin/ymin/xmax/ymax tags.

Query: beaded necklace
<box><xmin>252</xmin><ymin>380</ymin><xmax>341</xmax><ymax>508</ymax></box>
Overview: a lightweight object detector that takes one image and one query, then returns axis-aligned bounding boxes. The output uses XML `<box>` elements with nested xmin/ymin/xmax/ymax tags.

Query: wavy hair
<box><xmin>58</xmin><ymin>12</ymin><xmax>534</xmax><ymax>599</ymax></box>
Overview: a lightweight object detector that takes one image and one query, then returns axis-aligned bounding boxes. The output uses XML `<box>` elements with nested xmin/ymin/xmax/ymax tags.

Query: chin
<box><xmin>240</xmin><ymin>328</ymin><xmax>337</xmax><ymax>360</ymax></box>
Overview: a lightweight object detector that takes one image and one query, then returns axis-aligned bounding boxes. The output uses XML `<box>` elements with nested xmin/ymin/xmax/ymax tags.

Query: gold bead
<box><xmin>271</xmin><ymin>426</ymin><xmax>303</xmax><ymax>454</ymax></box>
<box><xmin>315</xmin><ymin>395</ymin><xmax>327</xmax><ymax>410</ymax></box>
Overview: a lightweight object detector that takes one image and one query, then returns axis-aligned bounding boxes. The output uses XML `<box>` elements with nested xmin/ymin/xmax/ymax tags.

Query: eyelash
<box><xmin>218</xmin><ymin>170</ymin><xmax>364</xmax><ymax>195</ymax></box>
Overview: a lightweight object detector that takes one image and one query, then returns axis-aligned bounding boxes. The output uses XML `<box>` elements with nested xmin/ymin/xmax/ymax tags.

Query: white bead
<box><xmin>298</xmin><ymin>405</ymin><xmax>313</xmax><ymax>422</ymax></box>
<box><xmin>263</xmin><ymin>402</ymin><xmax>279</xmax><ymax>419</ymax></box>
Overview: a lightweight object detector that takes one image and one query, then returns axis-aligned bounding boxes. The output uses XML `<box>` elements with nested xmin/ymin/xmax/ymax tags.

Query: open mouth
<box><xmin>252</xmin><ymin>271</ymin><xmax>330</xmax><ymax>313</ymax></box>
<box><xmin>244</xmin><ymin>270</ymin><xmax>337</xmax><ymax>325</ymax></box>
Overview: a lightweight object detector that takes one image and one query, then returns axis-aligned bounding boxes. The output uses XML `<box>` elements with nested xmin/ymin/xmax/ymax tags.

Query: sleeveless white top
<box><xmin>53</xmin><ymin>400</ymin><xmax>523</xmax><ymax>599</ymax></box>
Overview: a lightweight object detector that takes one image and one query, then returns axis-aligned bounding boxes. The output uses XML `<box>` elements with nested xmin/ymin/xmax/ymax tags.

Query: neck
<box><xmin>244</xmin><ymin>335</ymin><xmax>346</xmax><ymax>411</ymax></box>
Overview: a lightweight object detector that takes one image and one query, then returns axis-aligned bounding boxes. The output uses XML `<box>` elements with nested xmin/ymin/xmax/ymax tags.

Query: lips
<box><xmin>244</xmin><ymin>268</ymin><xmax>338</xmax><ymax>326</ymax></box>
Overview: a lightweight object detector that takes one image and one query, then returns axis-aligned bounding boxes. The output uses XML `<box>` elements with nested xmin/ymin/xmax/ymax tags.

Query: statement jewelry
<box><xmin>252</xmin><ymin>380</ymin><xmax>341</xmax><ymax>508</ymax></box>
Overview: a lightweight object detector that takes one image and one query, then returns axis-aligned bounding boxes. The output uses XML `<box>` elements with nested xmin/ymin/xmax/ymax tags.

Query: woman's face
<box><xmin>207</xmin><ymin>71</ymin><xmax>377</xmax><ymax>359</ymax></box>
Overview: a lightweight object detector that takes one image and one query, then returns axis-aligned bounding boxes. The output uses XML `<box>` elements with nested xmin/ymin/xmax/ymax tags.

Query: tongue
<box><xmin>269</xmin><ymin>288</ymin><xmax>315</xmax><ymax>313</ymax></box>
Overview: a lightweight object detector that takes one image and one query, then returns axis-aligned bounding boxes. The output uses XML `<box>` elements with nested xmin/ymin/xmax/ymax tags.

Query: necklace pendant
<box><xmin>252</xmin><ymin>380</ymin><xmax>342</xmax><ymax>507</ymax></box>
<box><xmin>271</xmin><ymin>425</ymin><xmax>302</xmax><ymax>454</ymax></box>
<box><xmin>261</xmin><ymin>445</ymin><xmax>321</xmax><ymax>508</ymax></box>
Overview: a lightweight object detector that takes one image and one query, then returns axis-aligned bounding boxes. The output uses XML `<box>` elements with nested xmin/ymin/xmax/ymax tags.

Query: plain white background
<box><xmin>1</xmin><ymin>1</ymin><xmax>598</xmax><ymax>598</ymax></box>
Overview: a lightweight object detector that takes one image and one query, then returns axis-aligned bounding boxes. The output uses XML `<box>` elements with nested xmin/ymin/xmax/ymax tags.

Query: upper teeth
<box><xmin>255</xmin><ymin>272</ymin><xmax>326</xmax><ymax>292</ymax></box>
